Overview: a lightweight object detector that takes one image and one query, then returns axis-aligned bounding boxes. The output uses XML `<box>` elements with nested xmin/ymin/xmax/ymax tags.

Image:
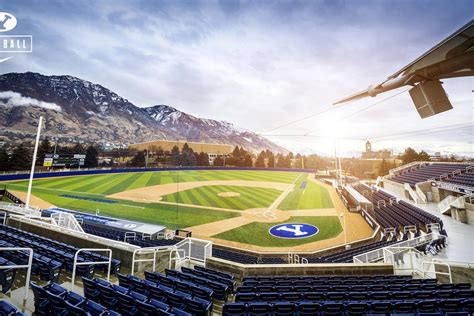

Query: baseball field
<box><xmin>1</xmin><ymin>169</ymin><xmax>373</xmax><ymax>250</ymax></box>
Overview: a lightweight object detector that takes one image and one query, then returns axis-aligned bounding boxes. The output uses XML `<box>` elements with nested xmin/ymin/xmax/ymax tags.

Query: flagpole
<box><xmin>25</xmin><ymin>116</ymin><xmax>43</xmax><ymax>209</ymax></box>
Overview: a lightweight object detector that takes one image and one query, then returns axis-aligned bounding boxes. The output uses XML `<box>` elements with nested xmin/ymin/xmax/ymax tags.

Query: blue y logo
<box><xmin>269</xmin><ymin>223</ymin><xmax>319</xmax><ymax>239</ymax></box>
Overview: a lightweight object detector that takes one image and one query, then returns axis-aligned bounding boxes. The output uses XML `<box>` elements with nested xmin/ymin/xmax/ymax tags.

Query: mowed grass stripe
<box><xmin>236</xmin><ymin>186</ymin><xmax>279</xmax><ymax>207</ymax></box>
<box><xmin>63</xmin><ymin>174</ymin><xmax>118</xmax><ymax>191</ymax></box>
<box><xmin>46</xmin><ymin>175</ymin><xmax>104</xmax><ymax>189</ymax></box>
<box><xmin>87</xmin><ymin>173</ymin><xmax>137</xmax><ymax>194</ymax></box>
<box><xmin>101</xmin><ymin>173</ymin><xmax>144</xmax><ymax>195</ymax></box>
<box><xmin>204</xmin><ymin>186</ymin><xmax>243</xmax><ymax>209</ymax></box>
<box><xmin>228</xmin><ymin>186</ymin><xmax>270</xmax><ymax>208</ymax></box>
<box><xmin>71</xmin><ymin>174</ymin><xmax>123</xmax><ymax>192</ymax></box>
<box><xmin>127</xmin><ymin>172</ymin><xmax>153</xmax><ymax>191</ymax></box>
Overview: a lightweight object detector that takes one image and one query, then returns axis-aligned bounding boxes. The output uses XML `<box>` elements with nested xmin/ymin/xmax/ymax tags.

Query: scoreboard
<box><xmin>43</xmin><ymin>154</ymin><xmax>86</xmax><ymax>167</ymax></box>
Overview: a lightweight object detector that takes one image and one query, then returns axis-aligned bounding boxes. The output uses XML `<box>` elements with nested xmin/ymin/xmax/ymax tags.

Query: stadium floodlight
<box><xmin>25</xmin><ymin>116</ymin><xmax>43</xmax><ymax>209</ymax></box>
<box><xmin>334</xmin><ymin>20</ymin><xmax>474</xmax><ymax>119</ymax></box>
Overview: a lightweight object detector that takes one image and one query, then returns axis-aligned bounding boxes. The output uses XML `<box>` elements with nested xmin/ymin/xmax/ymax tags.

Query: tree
<box><xmin>10</xmin><ymin>143</ymin><xmax>32</xmax><ymax>170</ymax></box>
<box><xmin>400</xmin><ymin>147</ymin><xmax>419</xmax><ymax>164</ymax></box>
<box><xmin>255</xmin><ymin>151</ymin><xmax>266</xmax><ymax>168</ymax></box>
<box><xmin>213</xmin><ymin>156</ymin><xmax>224</xmax><ymax>166</ymax></box>
<box><xmin>243</xmin><ymin>154</ymin><xmax>253</xmax><ymax>167</ymax></box>
<box><xmin>268</xmin><ymin>153</ymin><xmax>275</xmax><ymax>168</ymax></box>
<box><xmin>378</xmin><ymin>158</ymin><xmax>391</xmax><ymax>176</ymax></box>
<box><xmin>0</xmin><ymin>146</ymin><xmax>10</xmax><ymax>171</ymax></box>
<box><xmin>181</xmin><ymin>143</ymin><xmax>196</xmax><ymax>166</ymax></box>
<box><xmin>418</xmin><ymin>150</ymin><xmax>431</xmax><ymax>161</ymax></box>
<box><xmin>232</xmin><ymin>146</ymin><xmax>241</xmax><ymax>159</ymax></box>
<box><xmin>171</xmin><ymin>145</ymin><xmax>181</xmax><ymax>166</ymax></box>
<box><xmin>37</xmin><ymin>137</ymin><xmax>52</xmax><ymax>166</ymax></box>
<box><xmin>130</xmin><ymin>150</ymin><xmax>146</xmax><ymax>167</ymax></box>
<box><xmin>72</xmin><ymin>143</ymin><xmax>85</xmax><ymax>154</ymax></box>
<box><xmin>85</xmin><ymin>145</ymin><xmax>99</xmax><ymax>168</ymax></box>
<box><xmin>196</xmin><ymin>152</ymin><xmax>209</xmax><ymax>166</ymax></box>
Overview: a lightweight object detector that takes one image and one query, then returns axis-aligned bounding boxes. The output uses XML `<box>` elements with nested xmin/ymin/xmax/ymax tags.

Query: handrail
<box><xmin>71</xmin><ymin>248</ymin><xmax>112</xmax><ymax>290</ymax></box>
<box><xmin>0</xmin><ymin>247</ymin><xmax>33</xmax><ymax>302</ymax></box>
<box><xmin>423</xmin><ymin>260</ymin><xmax>452</xmax><ymax>283</ymax></box>
<box><xmin>0</xmin><ymin>211</ymin><xmax>6</xmax><ymax>225</ymax></box>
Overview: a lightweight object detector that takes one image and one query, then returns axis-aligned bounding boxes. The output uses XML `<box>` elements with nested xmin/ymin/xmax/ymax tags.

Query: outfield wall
<box><xmin>0</xmin><ymin>167</ymin><xmax>315</xmax><ymax>182</ymax></box>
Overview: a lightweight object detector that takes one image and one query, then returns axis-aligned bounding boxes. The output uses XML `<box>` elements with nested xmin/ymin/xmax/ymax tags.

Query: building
<box><xmin>129</xmin><ymin>140</ymin><xmax>233</xmax><ymax>165</ymax></box>
<box><xmin>361</xmin><ymin>141</ymin><xmax>392</xmax><ymax>159</ymax></box>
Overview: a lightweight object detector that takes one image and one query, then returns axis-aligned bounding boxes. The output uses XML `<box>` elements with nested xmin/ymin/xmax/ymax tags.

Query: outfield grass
<box><xmin>278</xmin><ymin>174</ymin><xmax>333</xmax><ymax>210</ymax></box>
<box><xmin>4</xmin><ymin>183</ymin><xmax>238</xmax><ymax>229</ymax></box>
<box><xmin>213</xmin><ymin>216</ymin><xmax>342</xmax><ymax>247</ymax></box>
<box><xmin>5</xmin><ymin>170</ymin><xmax>301</xmax><ymax>195</ymax></box>
<box><xmin>161</xmin><ymin>185</ymin><xmax>282</xmax><ymax>210</ymax></box>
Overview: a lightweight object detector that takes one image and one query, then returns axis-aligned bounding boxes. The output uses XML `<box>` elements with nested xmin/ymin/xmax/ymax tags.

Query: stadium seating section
<box><xmin>0</xmin><ymin>225</ymin><xmax>121</xmax><ymax>285</ymax></box>
<box><xmin>80</xmin><ymin>222</ymin><xmax>179</xmax><ymax>247</ymax></box>
<box><xmin>353</xmin><ymin>184</ymin><xmax>442</xmax><ymax>231</ymax></box>
<box><xmin>224</xmin><ymin>274</ymin><xmax>474</xmax><ymax>315</ymax></box>
<box><xmin>391</xmin><ymin>163</ymin><xmax>473</xmax><ymax>187</ymax></box>
<box><xmin>0</xmin><ymin>300</ymin><xmax>25</xmax><ymax>316</ymax></box>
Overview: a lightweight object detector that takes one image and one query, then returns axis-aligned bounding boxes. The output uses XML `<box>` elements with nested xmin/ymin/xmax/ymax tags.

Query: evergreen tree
<box><xmin>10</xmin><ymin>143</ymin><xmax>32</xmax><ymax>170</ymax></box>
<box><xmin>171</xmin><ymin>145</ymin><xmax>181</xmax><ymax>166</ymax></box>
<box><xmin>213</xmin><ymin>156</ymin><xmax>224</xmax><ymax>166</ymax></box>
<box><xmin>37</xmin><ymin>137</ymin><xmax>52</xmax><ymax>166</ymax></box>
<box><xmin>197</xmin><ymin>152</ymin><xmax>210</xmax><ymax>166</ymax></box>
<box><xmin>72</xmin><ymin>143</ymin><xmax>85</xmax><ymax>154</ymax></box>
<box><xmin>255</xmin><ymin>151</ymin><xmax>266</xmax><ymax>167</ymax></box>
<box><xmin>268</xmin><ymin>154</ymin><xmax>275</xmax><ymax>168</ymax></box>
<box><xmin>130</xmin><ymin>150</ymin><xmax>146</xmax><ymax>167</ymax></box>
<box><xmin>243</xmin><ymin>154</ymin><xmax>253</xmax><ymax>167</ymax></box>
<box><xmin>85</xmin><ymin>145</ymin><xmax>99</xmax><ymax>168</ymax></box>
<box><xmin>0</xmin><ymin>146</ymin><xmax>10</xmax><ymax>171</ymax></box>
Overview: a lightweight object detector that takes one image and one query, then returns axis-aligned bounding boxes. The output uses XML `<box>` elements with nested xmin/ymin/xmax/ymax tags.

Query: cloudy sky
<box><xmin>1</xmin><ymin>0</ymin><xmax>473</xmax><ymax>156</ymax></box>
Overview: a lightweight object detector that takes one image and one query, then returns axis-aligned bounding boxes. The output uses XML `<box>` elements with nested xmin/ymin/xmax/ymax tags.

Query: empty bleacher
<box><xmin>353</xmin><ymin>183</ymin><xmax>442</xmax><ymax>231</ymax></box>
<box><xmin>80</xmin><ymin>222</ymin><xmax>179</xmax><ymax>247</ymax></box>
<box><xmin>391</xmin><ymin>163</ymin><xmax>472</xmax><ymax>186</ymax></box>
<box><xmin>445</xmin><ymin>171</ymin><xmax>474</xmax><ymax>188</ymax></box>
<box><xmin>0</xmin><ymin>225</ymin><xmax>121</xmax><ymax>284</ymax></box>
<box><xmin>212</xmin><ymin>248</ymin><xmax>286</xmax><ymax>265</ymax></box>
<box><xmin>224</xmin><ymin>274</ymin><xmax>474</xmax><ymax>315</ymax></box>
<box><xmin>306</xmin><ymin>240</ymin><xmax>398</xmax><ymax>263</ymax></box>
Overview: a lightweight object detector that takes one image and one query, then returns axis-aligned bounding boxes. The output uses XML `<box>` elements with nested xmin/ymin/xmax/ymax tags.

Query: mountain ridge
<box><xmin>0</xmin><ymin>72</ymin><xmax>287</xmax><ymax>153</ymax></box>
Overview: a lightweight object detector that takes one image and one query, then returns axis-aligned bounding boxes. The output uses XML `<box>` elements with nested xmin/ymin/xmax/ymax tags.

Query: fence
<box><xmin>353</xmin><ymin>233</ymin><xmax>437</xmax><ymax>263</ymax></box>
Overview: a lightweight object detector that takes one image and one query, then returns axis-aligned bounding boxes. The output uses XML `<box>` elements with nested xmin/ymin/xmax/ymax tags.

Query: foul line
<box><xmin>260</xmin><ymin>173</ymin><xmax>304</xmax><ymax>219</ymax></box>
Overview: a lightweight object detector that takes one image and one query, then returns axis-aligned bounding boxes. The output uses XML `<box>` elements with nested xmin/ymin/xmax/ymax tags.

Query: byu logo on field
<box><xmin>269</xmin><ymin>223</ymin><xmax>318</xmax><ymax>239</ymax></box>
<box><xmin>0</xmin><ymin>12</ymin><xmax>17</xmax><ymax>32</ymax></box>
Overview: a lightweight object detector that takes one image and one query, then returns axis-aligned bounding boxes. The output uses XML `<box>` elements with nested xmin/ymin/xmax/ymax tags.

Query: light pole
<box><xmin>26</xmin><ymin>116</ymin><xmax>43</xmax><ymax>209</ymax></box>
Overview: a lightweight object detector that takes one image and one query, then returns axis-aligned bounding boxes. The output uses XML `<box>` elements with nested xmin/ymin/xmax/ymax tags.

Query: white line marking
<box><xmin>119</xmin><ymin>204</ymin><xmax>144</xmax><ymax>209</ymax></box>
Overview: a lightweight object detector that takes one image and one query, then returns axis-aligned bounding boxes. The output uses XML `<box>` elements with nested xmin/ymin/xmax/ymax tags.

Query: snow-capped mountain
<box><xmin>0</xmin><ymin>72</ymin><xmax>287</xmax><ymax>153</ymax></box>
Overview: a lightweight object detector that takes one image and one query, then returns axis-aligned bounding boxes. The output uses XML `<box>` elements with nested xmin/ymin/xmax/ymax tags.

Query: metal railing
<box><xmin>131</xmin><ymin>246</ymin><xmax>176</xmax><ymax>275</ymax></box>
<box><xmin>0</xmin><ymin>247</ymin><xmax>33</xmax><ymax>302</ymax></box>
<box><xmin>51</xmin><ymin>212</ymin><xmax>84</xmax><ymax>233</ymax></box>
<box><xmin>71</xmin><ymin>248</ymin><xmax>112</xmax><ymax>290</ymax></box>
<box><xmin>0</xmin><ymin>202</ymin><xmax>41</xmax><ymax>217</ymax></box>
<box><xmin>0</xmin><ymin>210</ymin><xmax>6</xmax><ymax>225</ymax></box>
<box><xmin>8</xmin><ymin>213</ymin><xmax>139</xmax><ymax>252</ymax></box>
<box><xmin>353</xmin><ymin>233</ymin><xmax>436</xmax><ymax>263</ymax></box>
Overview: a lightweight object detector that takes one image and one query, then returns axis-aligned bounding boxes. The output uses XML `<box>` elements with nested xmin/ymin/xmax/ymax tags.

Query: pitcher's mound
<box><xmin>218</xmin><ymin>192</ymin><xmax>240</xmax><ymax>197</ymax></box>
